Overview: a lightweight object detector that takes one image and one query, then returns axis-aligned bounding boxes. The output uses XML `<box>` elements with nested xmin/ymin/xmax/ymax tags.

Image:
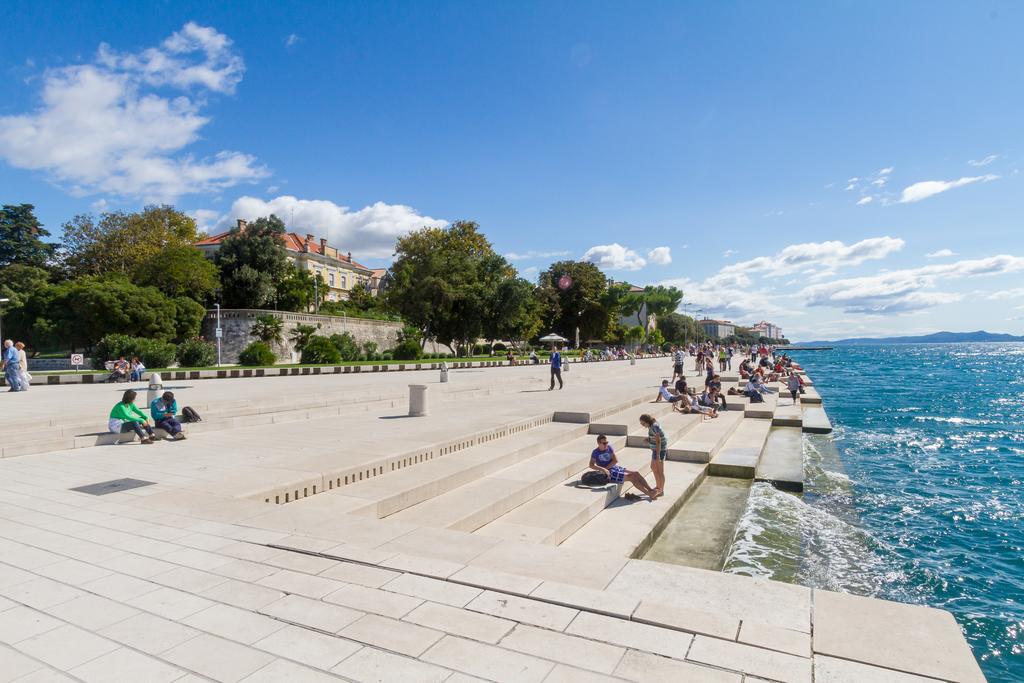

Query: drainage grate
<box><xmin>70</xmin><ymin>478</ymin><xmax>157</xmax><ymax>496</ymax></box>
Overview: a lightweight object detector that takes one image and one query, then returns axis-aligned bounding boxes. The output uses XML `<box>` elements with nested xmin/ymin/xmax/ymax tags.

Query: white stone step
<box><xmin>708</xmin><ymin>419</ymin><xmax>773</xmax><ymax>479</ymax></box>
<box><xmin>801</xmin><ymin>406</ymin><xmax>833</xmax><ymax>434</ymax></box>
<box><xmin>663</xmin><ymin>411</ymin><xmax>743</xmax><ymax>463</ymax></box>
<box><xmin>588</xmin><ymin>402</ymin><xmax>672</xmax><ymax>436</ymax></box>
<box><xmin>755</xmin><ymin>427</ymin><xmax>804</xmax><ymax>491</ymax></box>
<box><xmin>625</xmin><ymin>412</ymin><xmax>701</xmax><ymax>450</ymax></box>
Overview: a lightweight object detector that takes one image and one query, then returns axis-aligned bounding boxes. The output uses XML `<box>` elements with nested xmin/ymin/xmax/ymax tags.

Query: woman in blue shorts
<box><xmin>640</xmin><ymin>414</ymin><xmax>667</xmax><ymax>499</ymax></box>
<box><xmin>589</xmin><ymin>435</ymin><xmax>657</xmax><ymax>500</ymax></box>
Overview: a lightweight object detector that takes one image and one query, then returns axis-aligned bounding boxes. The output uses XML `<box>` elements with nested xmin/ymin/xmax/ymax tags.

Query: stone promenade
<box><xmin>0</xmin><ymin>357</ymin><xmax>985</xmax><ymax>682</ymax></box>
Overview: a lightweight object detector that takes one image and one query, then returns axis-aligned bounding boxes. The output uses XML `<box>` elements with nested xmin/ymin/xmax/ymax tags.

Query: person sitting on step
<box><xmin>589</xmin><ymin>434</ymin><xmax>657</xmax><ymax>501</ymax></box>
<box><xmin>108</xmin><ymin>389</ymin><xmax>156</xmax><ymax>444</ymax></box>
<box><xmin>151</xmin><ymin>391</ymin><xmax>186</xmax><ymax>440</ymax></box>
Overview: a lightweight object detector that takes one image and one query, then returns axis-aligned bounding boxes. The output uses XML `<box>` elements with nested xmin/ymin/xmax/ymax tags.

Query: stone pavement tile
<box><xmin>614</xmin><ymin>650</ymin><xmax>740</xmax><ymax>682</ymax></box>
<box><xmin>323</xmin><ymin>584</ymin><xmax>423</xmax><ymax>619</ymax></box>
<box><xmin>14</xmin><ymin>624</ymin><xmax>119</xmax><ymax>671</ymax></box>
<box><xmin>54</xmin><ymin>540</ymin><xmax>126</xmax><ymax>565</ymax></box>
<box><xmin>631</xmin><ymin>599</ymin><xmax>739</xmax><ymax>640</ymax></box>
<box><xmin>211</xmin><ymin>559</ymin><xmax>280</xmax><ymax>582</ymax></box>
<box><xmin>101</xmin><ymin>553</ymin><xmax>178</xmax><ymax>579</ymax></box>
<box><xmin>813</xmin><ymin>589</ymin><xmax>986</xmax><ymax>683</ymax></box>
<box><xmin>68</xmin><ymin>647</ymin><xmax>187</xmax><ymax>683</ymax></box>
<box><xmin>0</xmin><ymin>545</ymin><xmax>62</xmax><ymax>571</ymax></box>
<box><xmin>0</xmin><ymin>578</ymin><xmax>85</xmax><ymax>610</ymax></box>
<box><xmin>566</xmin><ymin>611</ymin><xmax>693</xmax><ymax>660</ymax></box>
<box><xmin>318</xmin><ymin>562</ymin><xmax>401</xmax><ymax>588</ymax></box>
<box><xmin>9</xmin><ymin>668</ymin><xmax>75</xmax><ymax>683</ymax></box>
<box><xmin>529</xmin><ymin>581</ymin><xmax>639</xmax><ymax>619</ymax></box>
<box><xmin>161</xmin><ymin>633</ymin><xmax>275</xmax><ymax>682</ymax></box>
<box><xmin>164</xmin><ymin>547</ymin><xmax>236</xmax><ymax>572</ymax></box>
<box><xmin>686</xmin><ymin>635</ymin><xmax>811</xmax><ymax>683</ymax></box>
<box><xmin>0</xmin><ymin>606</ymin><xmax>63</xmax><ymax>645</ymax></box>
<box><xmin>0</xmin><ymin>595</ymin><xmax>14</xmax><ymax>612</ymax></box>
<box><xmin>445</xmin><ymin>674</ymin><xmax>488</xmax><ymax>683</ymax></box>
<box><xmin>152</xmin><ymin>566</ymin><xmax>230</xmax><ymax>593</ymax></box>
<box><xmin>0</xmin><ymin>643</ymin><xmax>45</xmax><ymax>681</ymax></box>
<box><xmin>240</xmin><ymin>658</ymin><xmax>341</xmax><ymax>682</ymax></box>
<box><xmin>46</xmin><ymin>594</ymin><xmax>140</xmax><ymax>631</ymax></box>
<box><xmin>421</xmin><ymin>635</ymin><xmax>554</xmax><ymax>683</ymax></box>
<box><xmin>181</xmin><ymin>604</ymin><xmax>287</xmax><ymax>645</ymax></box>
<box><xmin>380</xmin><ymin>553</ymin><xmax>464</xmax><ymax>579</ymax></box>
<box><xmin>98</xmin><ymin>612</ymin><xmax>202</xmax><ymax>655</ymax></box>
<box><xmin>218</xmin><ymin>542</ymin><xmax>283</xmax><ymax>563</ymax></box>
<box><xmin>111</xmin><ymin>536</ymin><xmax>181</xmax><ymax>559</ymax></box>
<box><xmin>0</xmin><ymin>563</ymin><xmax>36</xmax><ymax>589</ymax></box>
<box><xmin>738</xmin><ymin>620</ymin><xmax>811</xmax><ymax>657</ymax></box>
<box><xmin>813</xmin><ymin>655</ymin><xmax>945</xmax><ymax>682</ymax></box>
<box><xmin>259</xmin><ymin>594</ymin><xmax>363</xmax><ymax>633</ymax></box>
<box><xmin>469</xmin><ymin>541</ymin><xmax>628</xmax><ymax>592</ymax></box>
<box><xmin>544</xmin><ymin>664</ymin><xmax>625</xmax><ymax>683</ymax></box>
<box><xmin>499</xmin><ymin>624</ymin><xmax>626</xmax><ymax>674</ymax></box>
<box><xmin>320</xmin><ymin>543</ymin><xmax>398</xmax><ymax>566</ymax></box>
<box><xmin>331</xmin><ymin>646</ymin><xmax>450</xmax><ymax>683</ymax></box>
<box><xmin>126</xmin><ymin>586</ymin><xmax>215</xmax><ymax>620</ymax></box>
<box><xmin>80</xmin><ymin>573</ymin><xmax>161</xmax><ymax>602</ymax></box>
<box><xmin>174</xmin><ymin>532</ymin><xmax>237</xmax><ymax>552</ymax></box>
<box><xmin>200</xmin><ymin>578</ymin><xmax>285</xmax><ymax>611</ymax></box>
<box><xmin>262</xmin><ymin>551</ymin><xmax>340</xmax><ymax>575</ymax></box>
<box><xmin>403</xmin><ymin>602</ymin><xmax>515</xmax><ymax>645</ymax></box>
<box><xmin>338</xmin><ymin>613</ymin><xmax>444</xmax><ymax>658</ymax></box>
<box><xmin>382</xmin><ymin>573</ymin><xmax>481</xmax><ymax>608</ymax></box>
<box><xmin>272</xmin><ymin>535</ymin><xmax>341</xmax><ymax>554</ymax></box>
<box><xmin>32</xmin><ymin>559</ymin><xmax>112</xmax><ymax>586</ymax></box>
<box><xmin>376</xmin><ymin>527</ymin><xmax>501</xmax><ymax>565</ymax></box>
<box><xmin>609</xmin><ymin>561</ymin><xmax>810</xmax><ymax>634</ymax></box>
<box><xmin>465</xmin><ymin>591</ymin><xmax>579</xmax><ymax>631</ymax></box>
<box><xmin>448</xmin><ymin>565</ymin><xmax>542</xmax><ymax>597</ymax></box>
<box><xmin>256</xmin><ymin>569</ymin><xmax>346</xmax><ymax>598</ymax></box>
<box><xmin>253</xmin><ymin>624</ymin><xmax>362</xmax><ymax>671</ymax></box>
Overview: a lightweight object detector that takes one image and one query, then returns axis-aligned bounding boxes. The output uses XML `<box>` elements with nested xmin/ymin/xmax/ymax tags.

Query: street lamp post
<box><xmin>214</xmin><ymin>303</ymin><xmax>222</xmax><ymax>367</ymax></box>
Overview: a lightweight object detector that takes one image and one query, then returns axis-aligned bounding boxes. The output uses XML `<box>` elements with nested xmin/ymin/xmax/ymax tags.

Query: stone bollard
<box><xmin>630</xmin><ymin>355</ymin><xmax>636</xmax><ymax>366</ymax></box>
<box><xmin>409</xmin><ymin>384</ymin><xmax>428</xmax><ymax>416</ymax></box>
<box><xmin>146</xmin><ymin>372</ymin><xmax>163</xmax><ymax>405</ymax></box>
<box><xmin>440</xmin><ymin>362</ymin><xmax>449</xmax><ymax>383</ymax></box>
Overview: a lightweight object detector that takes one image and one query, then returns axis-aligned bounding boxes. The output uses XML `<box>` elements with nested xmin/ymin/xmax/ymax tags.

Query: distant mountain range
<box><xmin>795</xmin><ymin>330</ymin><xmax>1024</xmax><ymax>345</ymax></box>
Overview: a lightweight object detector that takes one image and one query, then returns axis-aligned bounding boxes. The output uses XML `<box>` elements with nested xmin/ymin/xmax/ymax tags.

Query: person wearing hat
<box><xmin>150</xmin><ymin>391</ymin><xmax>185</xmax><ymax>440</ymax></box>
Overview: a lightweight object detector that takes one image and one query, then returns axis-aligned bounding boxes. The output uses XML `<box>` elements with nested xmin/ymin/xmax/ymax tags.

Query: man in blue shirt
<box><xmin>3</xmin><ymin>340</ymin><xmax>23</xmax><ymax>392</ymax></box>
<box><xmin>548</xmin><ymin>345</ymin><xmax>563</xmax><ymax>390</ymax></box>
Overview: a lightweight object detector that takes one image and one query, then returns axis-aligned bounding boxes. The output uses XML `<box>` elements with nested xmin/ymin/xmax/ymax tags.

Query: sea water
<box><xmin>722</xmin><ymin>343</ymin><xmax>1024</xmax><ymax>682</ymax></box>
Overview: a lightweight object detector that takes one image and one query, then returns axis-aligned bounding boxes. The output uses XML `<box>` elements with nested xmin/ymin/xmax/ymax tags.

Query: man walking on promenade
<box><xmin>549</xmin><ymin>345</ymin><xmax>564</xmax><ymax>390</ymax></box>
<box><xmin>3</xmin><ymin>340</ymin><xmax>23</xmax><ymax>392</ymax></box>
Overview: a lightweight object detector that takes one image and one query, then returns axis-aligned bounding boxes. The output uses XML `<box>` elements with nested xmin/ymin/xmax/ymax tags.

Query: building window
<box><xmin>329</xmin><ymin>273</ymin><xmax>335</xmax><ymax>287</ymax></box>
<box><xmin>340</xmin><ymin>276</ymin><xmax>347</xmax><ymax>289</ymax></box>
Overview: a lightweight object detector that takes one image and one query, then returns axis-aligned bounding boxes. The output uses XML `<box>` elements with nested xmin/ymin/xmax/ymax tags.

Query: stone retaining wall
<box><xmin>201</xmin><ymin>309</ymin><xmax>403</xmax><ymax>363</ymax></box>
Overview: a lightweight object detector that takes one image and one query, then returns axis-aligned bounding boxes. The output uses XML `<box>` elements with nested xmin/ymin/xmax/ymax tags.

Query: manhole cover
<box><xmin>70</xmin><ymin>478</ymin><xmax>156</xmax><ymax>496</ymax></box>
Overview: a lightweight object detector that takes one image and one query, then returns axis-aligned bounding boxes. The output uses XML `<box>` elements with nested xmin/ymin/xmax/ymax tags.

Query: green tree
<box><xmin>620</xmin><ymin>285</ymin><xmax>683</xmax><ymax>341</ymax></box>
<box><xmin>0</xmin><ymin>204</ymin><xmax>53</xmax><ymax>268</ymax></box>
<box><xmin>484</xmin><ymin>277</ymin><xmax>542</xmax><ymax>346</ymax></box>
<box><xmin>658</xmin><ymin>312</ymin><xmax>698</xmax><ymax>343</ymax></box>
<box><xmin>288</xmin><ymin>323</ymin><xmax>320</xmax><ymax>353</ymax></box>
<box><xmin>276</xmin><ymin>266</ymin><xmax>324</xmax><ymax>312</ymax></box>
<box><xmin>250</xmin><ymin>314</ymin><xmax>284</xmax><ymax>345</ymax></box>
<box><xmin>134</xmin><ymin>245</ymin><xmax>219</xmax><ymax>301</ymax></box>
<box><xmin>215</xmin><ymin>215</ymin><xmax>290</xmax><ymax>308</ymax></box>
<box><xmin>624</xmin><ymin>325</ymin><xmax>645</xmax><ymax>348</ymax></box>
<box><xmin>536</xmin><ymin>261</ymin><xmax>612</xmax><ymax>343</ymax></box>
<box><xmin>61</xmin><ymin>205</ymin><xmax>199</xmax><ymax>277</ymax></box>
<box><xmin>0</xmin><ymin>264</ymin><xmax>51</xmax><ymax>311</ymax></box>
<box><xmin>300</xmin><ymin>336</ymin><xmax>341</xmax><ymax>364</ymax></box>
<box><xmin>329</xmin><ymin>332</ymin><xmax>360</xmax><ymax>361</ymax></box>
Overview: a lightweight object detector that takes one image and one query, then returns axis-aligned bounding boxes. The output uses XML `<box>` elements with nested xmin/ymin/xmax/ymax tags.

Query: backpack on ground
<box><xmin>580</xmin><ymin>470</ymin><xmax>609</xmax><ymax>486</ymax></box>
<box><xmin>181</xmin><ymin>406</ymin><xmax>202</xmax><ymax>423</ymax></box>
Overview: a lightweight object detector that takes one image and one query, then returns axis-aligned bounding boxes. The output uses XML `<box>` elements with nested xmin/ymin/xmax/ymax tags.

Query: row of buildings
<box><xmin>196</xmin><ymin>220</ymin><xmax>388</xmax><ymax>302</ymax></box>
<box><xmin>697</xmin><ymin>318</ymin><xmax>784</xmax><ymax>341</ymax></box>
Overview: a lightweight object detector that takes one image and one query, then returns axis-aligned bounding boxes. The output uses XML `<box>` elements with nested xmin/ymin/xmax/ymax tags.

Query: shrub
<box><xmin>138</xmin><ymin>339</ymin><xmax>177</xmax><ymax>369</ymax></box>
<box><xmin>362</xmin><ymin>341</ymin><xmax>378</xmax><ymax>358</ymax></box>
<box><xmin>176</xmin><ymin>338</ymin><xmax>217</xmax><ymax>367</ymax></box>
<box><xmin>93</xmin><ymin>334</ymin><xmax>144</xmax><ymax>369</ymax></box>
<box><xmin>301</xmin><ymin>336</ymin><xmax>341</xmax><ymax>364</ymax></box>
<box><xmin>381</xmin><ymin>351</ymin><xmax>394</xmax><ymax>361</ymax></box>
<box><xmin>492</xmin><ymin>342</ymin><xmax>507</xmax><ymax>353</ymax></box>
<box><xmin>238</xmin><ymin>341</ymin><xmax>276</xmax><ymax>366</ymax></box>
<box><xmin>329</xmin><ymin>333</ymin><xmax>360</xmax><ymax>362</ymax></box>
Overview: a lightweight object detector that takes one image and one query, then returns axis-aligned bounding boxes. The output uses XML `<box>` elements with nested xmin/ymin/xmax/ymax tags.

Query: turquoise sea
<box><xmin>723</xmin><ymin>344</ymin><xmax>1024</xmax><ymax>682</ymax></box>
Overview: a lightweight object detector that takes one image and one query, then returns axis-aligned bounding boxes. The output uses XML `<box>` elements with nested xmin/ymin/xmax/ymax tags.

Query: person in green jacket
<box><xmin>108</xmin><ymin>389</ymin><xmax>155</xmax><ymax>444</ymax></box>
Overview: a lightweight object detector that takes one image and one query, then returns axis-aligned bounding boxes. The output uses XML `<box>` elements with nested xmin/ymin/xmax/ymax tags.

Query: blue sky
<box><xmin>2</xmin><ymin>1</ymin><xmax>1022</xmax><ymax>340</ymax></box>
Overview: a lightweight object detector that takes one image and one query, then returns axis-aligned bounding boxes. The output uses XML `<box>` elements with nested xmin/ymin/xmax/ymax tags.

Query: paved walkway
<box><xmin>0</xmin><ymin>358</ymin><xmax>985</xmax><ymax>682</ymax></box>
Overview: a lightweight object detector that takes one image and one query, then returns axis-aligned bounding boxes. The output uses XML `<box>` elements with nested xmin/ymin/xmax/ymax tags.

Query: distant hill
<box><xmin>795</xmin><ymin>330</ymin><xmax>1024</xmax><ymax>345</ymax></box>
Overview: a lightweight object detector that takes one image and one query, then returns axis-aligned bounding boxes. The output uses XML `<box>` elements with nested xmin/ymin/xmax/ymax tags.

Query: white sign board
<box><xmin>215</xmin><ymin>328</ymin><xmax>223</xmax><ymax>339</ymax></box>
<box><xmin>70</xmin><ymin>353</ymin><xmax>84</xmax><ymax>370</ymax></box>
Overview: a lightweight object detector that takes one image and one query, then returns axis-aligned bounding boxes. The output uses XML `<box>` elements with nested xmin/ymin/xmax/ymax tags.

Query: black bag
<box><xmin>181</xmin><ymin>406</ymin><xmax>202</xmax><ymax>423</ymax></box>
<box><xmin>580</xmin><ymin>470</ymin><xmax>609</xmax><ymax>486</ymax></box>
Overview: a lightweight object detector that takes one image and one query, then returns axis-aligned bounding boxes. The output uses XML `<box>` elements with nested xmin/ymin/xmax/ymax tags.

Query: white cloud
<box><xmin>0</xmin><ymin>22</ymin><xmax>266</xmax><ymax>201</ymax></box>
<box><xmin>987</xmin><ymin>288</ymin><xmax>1024</xmax><ymax>300</ymax></box>
<box><xmin>214</xmin><ymin>195</ymin><xmax>447</xmax><ymax>258</ymax></box>
<box><xmin>647</xmin><ymin>247</ymin><xmax>672</xmax><ymax>265</ymax></box>
<box><xmin>722</xmin><ymin>249</ymin><xmax>738</xmax><ymax>258</ymax></box>
<box><xmin>658</xmin><ymin>276</ymin><xmax>787</xmax><ymax>318</ymax></box>
<box><xmin>582</xmin><ymin>243</ymin><xmax>646</xmax><ymax>271</ymax></box>
<box><xmin>968</xmin><ymin>154</ymin><xmax>999</xmax><ymax>167</ymax></box>
<box><xmin>521</xmin><ymin>266</ymin><xmax>539</xmax><ymax>279</ymax></box>
<box><xmin>505</xmin><ymin>250</ymin><xmax>571</xmax><ymax>261</ymax></box>
<box><xmin>800</xmin><ymin>254</ymin><xmax>1024</xmax><ymax>313</ymax></box>
<box><xmin>925</xmin><ymin>248</ymin><xmax>955</xmax><ymax>259</ymax></box>
<box><xmin>856</xmin><ymin>196</ymin><xmax>873</xmax><ymax>205</ymax></box>
<box><xmin>190</xmin><ymin>209</ymin><xmax>221</xmax><ymax>232</ymax></box>
<box><xmin>898</xmin><ymin>174</ymin><xmax>998</xmax><ymax>203</ymax></box>
<box><xmin>284</xmin><ymin>33</ymin><xmax>302</xmax><ymax>47</ymax></box>
<box><xmin>718</xmin><ymin>236</ymin><xmax>904</xmax><ymax>280</ymax></box>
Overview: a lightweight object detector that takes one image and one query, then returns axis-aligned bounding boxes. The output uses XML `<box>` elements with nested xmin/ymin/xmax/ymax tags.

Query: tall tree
<box><xmin>483</xmin><ymin>275</ymin><xmax>542</xmax><ymax>346</ymax></box>
<box><xmin>61</xmin><ymin>205</ymin><xmax>200</xmax><ymax>277</ymax></box>
<box><xmin>275</xmin><ymin>266</ymin><xmax>325</xmax><ymax>312</ymax></box>
<box><xmin>215</xmin><ymin>215</ymin><xmax>290</xmax><ymax>308</ymax></box>
<box><xmin>134</xmin><ymin>245</ymin><xmax>219</xmax><ymax>301</ymax></box>
<box><xmin>536</xmin><ymin>261</ymin><xmax>612</xmax><ymax>343</ymax></box>
<box><xmin>0</xmin><ymin>204</ymin><xmax>53</xmax><ymax>268</ymax></box>
<box><xmin>658</xmin><ymin>312</ymin><xmax>698</xmax><ymax>343</ymax></box>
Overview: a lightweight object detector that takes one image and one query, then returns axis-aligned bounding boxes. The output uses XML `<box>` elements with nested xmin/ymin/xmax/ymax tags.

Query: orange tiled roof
<box><xmin>196</xmin><ymin>231</ymin><xmax>371</xmax><ymax>270</ymax></box>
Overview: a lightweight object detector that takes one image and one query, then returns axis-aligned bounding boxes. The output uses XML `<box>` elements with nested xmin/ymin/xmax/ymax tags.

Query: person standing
<box><xmin>2</xmin><ymin>340</ymin><xmax>23</xmax><ymax>392</ymax></box>
<box><xmin>548</xmin><ymin>345</ymin><xmax>563</xmax><ymax>390</ymax></box>
<box><xmin>639</xmin><ymin>414</ymin><xmax>667</xmax><ymax>499</ymax></box>
<box><xmin>15</xmin><ymin>342</ymin><xmax>30</xmax><ymax>391</ymax></box>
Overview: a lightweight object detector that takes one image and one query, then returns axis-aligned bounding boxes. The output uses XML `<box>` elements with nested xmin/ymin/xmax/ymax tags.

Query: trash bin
<box><xmin>146</xmin><ymin>372</ymin><xmax>163</xmax><ymax>405</ymax></box>
<box><xmin>409</xmin><ymin>384</ymin><xmax>428</xmax><ymax>416</ymax></box>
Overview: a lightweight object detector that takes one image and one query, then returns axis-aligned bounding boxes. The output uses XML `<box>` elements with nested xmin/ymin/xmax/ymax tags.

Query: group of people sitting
<box><xmin>108</xmin><ymin>389</ymin><xmax>186</xmax><ymax>444</ymax></box>
<box><xmin>106</xmin><ymin>356</ymin><xmax>147</xmax><ymax>383</ymax></box>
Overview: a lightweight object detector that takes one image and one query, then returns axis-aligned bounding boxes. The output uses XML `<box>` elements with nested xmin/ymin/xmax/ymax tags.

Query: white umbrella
<box><xmin>538</xmin><ymin>333</ymin><xmax>568</xmax><ymax>343</ymax></box>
